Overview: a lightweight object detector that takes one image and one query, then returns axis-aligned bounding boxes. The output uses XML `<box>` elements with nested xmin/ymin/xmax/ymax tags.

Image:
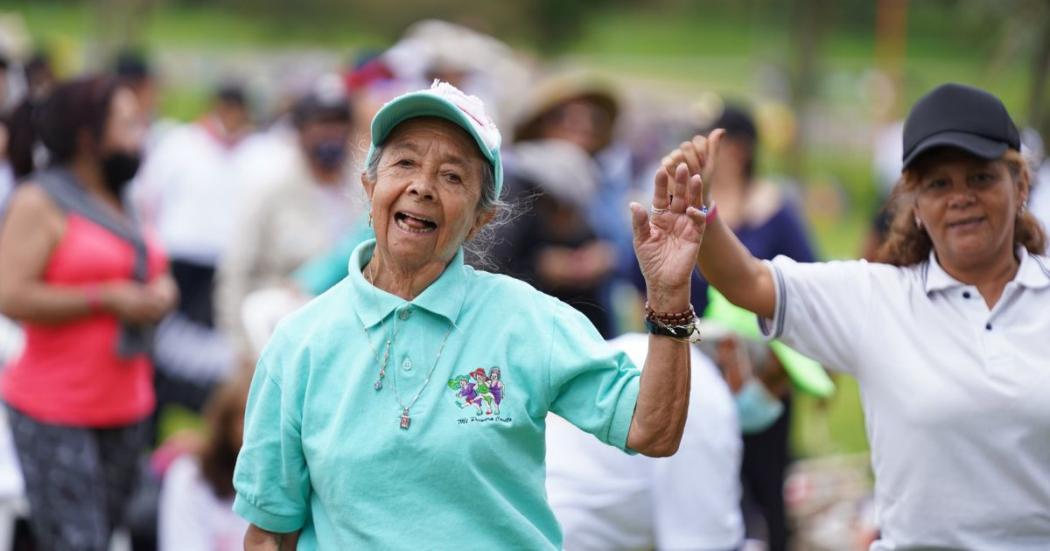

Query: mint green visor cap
<box><xmin>366</xmin><ymin>80</ymin><xmax>503</xmax><ymax>198</ymax></box>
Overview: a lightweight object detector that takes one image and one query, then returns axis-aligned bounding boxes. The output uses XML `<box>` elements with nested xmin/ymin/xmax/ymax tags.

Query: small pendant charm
<box><xmin>399</xmin><ymin>409</ymin><xmax>411</xmax><ymax>430</ymax></box>
<box><xmin>374</xmin><ymin>380</ymin><xmax>383</xmax><ymax>391</ymax></box>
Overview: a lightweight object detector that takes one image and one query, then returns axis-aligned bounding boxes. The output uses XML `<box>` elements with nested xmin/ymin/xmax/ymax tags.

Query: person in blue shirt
<box><xmin>234</xmin><ymin>80</ymin><xmax>713</xmax><ymax>550</ymax></box>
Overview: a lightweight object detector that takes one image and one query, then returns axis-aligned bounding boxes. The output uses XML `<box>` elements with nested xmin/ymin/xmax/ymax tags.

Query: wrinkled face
<box><xmin>913</xmin><ymin>149</ymin><xmax>1027</xmax><ymax>270</ymax></box>
<box><xmin>100</xmin><ymin>88</ymin><xmax>146</xmax><ymax>157</ymax></box>
<box><xmin>363</xmin><ymin>117</ymin><xmax>490</xmax><ymax>271</ymax></box>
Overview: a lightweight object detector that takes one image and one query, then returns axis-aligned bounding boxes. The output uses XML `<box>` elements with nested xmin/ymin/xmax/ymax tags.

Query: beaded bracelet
<box><xmin>645</xmin><ymin>302</ymin><xmax>696</xmax><ymax>326</ymax></box>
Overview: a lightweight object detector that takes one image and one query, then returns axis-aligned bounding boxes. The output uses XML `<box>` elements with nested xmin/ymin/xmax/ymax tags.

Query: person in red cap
<box><xmin>674</xmin><ymin>83</ymin><xmax>1050</xmax><ymax>550</ymax></box>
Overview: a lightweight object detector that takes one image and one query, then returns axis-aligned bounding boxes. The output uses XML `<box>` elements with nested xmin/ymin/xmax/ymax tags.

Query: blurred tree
<box><xmin>785</xmin><ymin>0</ymin><xmax>830</xmax><ymax>181</ymax></box>
<box><xmin>1026</xmin><ymin>5</ymin><xmax>1050</xmax><ymax>142</ymax></box>
<box><xmin>184</xmin><ymin>0</ymin><xmax>624</xmax><ymax>54</ymax></box>
<box><xmin>91</xmin><ymin>0</ymin><xmax>155</xmax><ymax>65</ymax></box>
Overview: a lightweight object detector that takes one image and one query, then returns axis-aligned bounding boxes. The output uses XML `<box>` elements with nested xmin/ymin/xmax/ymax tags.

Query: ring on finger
<box><xmin>650</xmin><ymin>205</ymin><xmax>669</xmax><ymax>215</ymax></box>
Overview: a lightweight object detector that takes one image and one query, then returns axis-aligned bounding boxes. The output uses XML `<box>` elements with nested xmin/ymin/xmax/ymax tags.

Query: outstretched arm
<box><xmin>626</xmin><ymin>162</ymin><xmax>710</xmax><ymax>457</ymax></box>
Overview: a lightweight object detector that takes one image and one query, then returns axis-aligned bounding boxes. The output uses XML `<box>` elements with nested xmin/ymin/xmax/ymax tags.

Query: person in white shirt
<box><xmin>216</xmin><ymin>83</ymin><xmax>362</xmax><ymax>356</ymax></box>
<box><xmin>159</xmin><ymin>376</ymin><xmax>250</xmax><ymax>551</ymax></box>
<box><xmin>668</xmin><ymin>83</ymin><xmax>1050</xmax><ymax>550</ymax></box>
<box><xmin>546</xmin><ymin>332</ymin><xmax>744</xmax><ymax>551</ymax></box>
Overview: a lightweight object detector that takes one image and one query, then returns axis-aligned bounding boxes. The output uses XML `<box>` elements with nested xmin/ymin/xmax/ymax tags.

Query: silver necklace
<box><xmin>362</xmin><ymin>259</ymin><xmax>454</xmax><ymax>430</ymax></box>
<box><xmin>391</xmin><ymin>322</ymin><xmax>453</xmax><ymax>429</ymax></box>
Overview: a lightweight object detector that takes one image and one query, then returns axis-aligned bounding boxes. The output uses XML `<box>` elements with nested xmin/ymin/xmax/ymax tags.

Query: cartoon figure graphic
<box><xmin>470</xmin><ymin>368</ymin><xmax>496</xmax><ymax>415</ymax></box>
<box><xmin>448</xmin><ymin>367</ymin><xmax>505</xmax><ymax>416</ymax></box>
<box><xmin>488</xmin><ymin>367</ymin><xmax>504</xmax><ymax>415</ymax></box>
<box><xmin>447</xmin><ymin>375</ymin><xmax>485</xmax><ymax>415</ymax></box>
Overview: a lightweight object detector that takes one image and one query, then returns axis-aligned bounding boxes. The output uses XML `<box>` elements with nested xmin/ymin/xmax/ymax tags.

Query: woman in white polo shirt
<box><xmin>668</xmin><ymin>83</ymin><xmax>1050</xmax><ymax>550</ymax></box>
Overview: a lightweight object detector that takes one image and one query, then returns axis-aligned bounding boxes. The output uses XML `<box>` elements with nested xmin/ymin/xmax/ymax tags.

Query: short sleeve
<box><xmin>759</xmin><ymin>256</ymin><xmax>874</xmax><ymax>373</ymax></box>
<box><xmin>232</xmin><ymin>338</ymin><xmax>311</xmax><ymax>532</ymax></box>
<box><xmin>546</xmin><ymin>300</ymin><xmax>641</xmax><ymax>452</ymax></box>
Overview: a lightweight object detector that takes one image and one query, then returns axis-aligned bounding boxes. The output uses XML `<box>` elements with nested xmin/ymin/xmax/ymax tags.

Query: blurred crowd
<box><xmin>0</xmin><ymin>17</ymin><xmax>1047</xmax><ymax>551</ymax></box>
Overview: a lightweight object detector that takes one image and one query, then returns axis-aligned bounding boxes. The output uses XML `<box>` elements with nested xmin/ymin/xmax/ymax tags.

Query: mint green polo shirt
<box><xmin>233</xmin><ymin>239</ymin><xmax>641</xmax><ymax>549</ymax></box>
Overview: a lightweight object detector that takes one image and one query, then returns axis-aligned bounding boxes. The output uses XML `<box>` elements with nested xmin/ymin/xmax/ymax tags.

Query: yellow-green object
<box><xmin>704</xmin><ymin>288</ymin><xmax>835</xmax><ymax>398</ymax></box>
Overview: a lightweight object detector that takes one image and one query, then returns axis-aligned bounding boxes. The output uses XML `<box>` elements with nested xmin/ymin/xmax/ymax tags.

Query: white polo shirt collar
<box><xmin>923</xmin><ymin>247</ymin><xmax>1050</xmax><ymax>295</ymax></box>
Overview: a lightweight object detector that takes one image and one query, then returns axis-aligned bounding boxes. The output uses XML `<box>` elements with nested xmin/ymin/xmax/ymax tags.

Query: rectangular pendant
<box><xmin>400</xmin><ymin>410</ymin><xmax>411</xmax><ymax>430</ymax></box>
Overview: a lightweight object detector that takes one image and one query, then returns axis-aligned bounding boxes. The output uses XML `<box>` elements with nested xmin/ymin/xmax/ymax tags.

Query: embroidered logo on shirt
<box><xmin>447</xmin><ymin>367</ymin><xmax>509</xmax><ymax>423</ymax></box>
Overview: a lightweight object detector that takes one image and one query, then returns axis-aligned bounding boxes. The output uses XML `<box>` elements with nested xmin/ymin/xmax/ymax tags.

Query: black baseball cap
<box><xmin>703</xmin><ymin>104</ymin><xmax>757</xmax><ymax>144</ymax></box>
<box><xmin>902</xmin><ymin>83</ymin><xmax>1020</xmax><ymax>169</ymax></box>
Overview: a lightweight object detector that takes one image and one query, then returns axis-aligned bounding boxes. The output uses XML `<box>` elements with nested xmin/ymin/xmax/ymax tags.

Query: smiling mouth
<box><xmin>395</xmin><ymin>211</ymin><xmax>438</xmax><ymax>234</ymax></box>
<box><xmin>947</xmin><ymin>216</ymin><xmax>986</xmax><ymax>230</ymax></box>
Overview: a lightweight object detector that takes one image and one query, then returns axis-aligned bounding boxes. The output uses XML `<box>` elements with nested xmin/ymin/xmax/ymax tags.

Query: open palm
<box><xmin>630</xmin><ymin>163</ymin><xmax>709</xmax><ymax>309</ymax></box>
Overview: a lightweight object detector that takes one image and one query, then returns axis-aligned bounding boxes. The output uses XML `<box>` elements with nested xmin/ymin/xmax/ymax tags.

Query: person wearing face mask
<box><xmin>0</xmin><ymin>75</ymin><xmax>176</xmax><ymax>551</ymax></box>
<box><xmin>698</xmin><ymin>289</ymin><xmax>834</xmax><ymax>436</ymax></box>
<box><xmin>216</xmin><ymin>83</ymin><xmax>361</xmax><ymax>358</ymax></box>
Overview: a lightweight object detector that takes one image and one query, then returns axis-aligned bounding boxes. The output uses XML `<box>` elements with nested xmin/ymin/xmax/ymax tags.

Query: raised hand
<box><xmin>628</xmin><ymin>162</ymin><xmax>709</xmax><ymax>313</ymax></box>
<box><xmin>661</xmin><ymin>129</ymin><xmax>725</xmax><ymax>206</ymax></box>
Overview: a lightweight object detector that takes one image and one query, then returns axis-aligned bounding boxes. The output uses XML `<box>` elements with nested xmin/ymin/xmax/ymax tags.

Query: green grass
<box><xmin>4</xmin><ymin>1</ymin><xmax>384</xmax><ymax>50</ymax></box>
<box><xmin>793</xmin><ymin>376</ymin><xmax>870</xmax><ymax>457</ymax></box>
<box><xmin>157</xmin><ymin>405</ymin><xmax>206</xmax><ymax>444</ymax></box>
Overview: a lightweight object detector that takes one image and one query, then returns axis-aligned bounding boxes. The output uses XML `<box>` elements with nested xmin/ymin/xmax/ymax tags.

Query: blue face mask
<box><xmin>735</xmin><ymin>378</ymin><xmax>784</xmax><ymax>434</ymax></box>
<box><xmin>310</xmin><ymin>139</ymin><xmax>348</xmax><ymax>171</ymax></box>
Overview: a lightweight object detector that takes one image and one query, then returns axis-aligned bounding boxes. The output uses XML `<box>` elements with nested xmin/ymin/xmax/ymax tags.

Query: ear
<box><xmin>360</xmin><ymin>171</ymin><xmax>375</xmax><ymax>201</ymax></box>
<box><xmin>466</xmin><ymin>208</ymin><xmax>497</xmax><ymax>241</ymax></box>
<box><xmin>1016</xmin><ymin>165</ymin><xmax>1031</xmax><ymax>205</ymax></box>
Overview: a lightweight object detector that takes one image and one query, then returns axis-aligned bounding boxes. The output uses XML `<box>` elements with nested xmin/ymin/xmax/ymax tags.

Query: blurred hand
<box><xmin>573</xmin><ymin>241</ymin><xmax>615</xmax><ymax>284</ymax></box>
<box><xmin>101</xmin><ymin>280</ymin><xmax>174</xmax><ymax>325</ymax></box>
<box><xmin>536</xmin><ymin>246</ymin><xmax>581</xmax><ymax>289</ymax></box>
<box><xmin>149</xmin><ymin>275</ymin><xmax>179</xmax><ymax>314</ymax></box>
<box><xmin>714</xmin><ymin>336</ymin><xmax>754</xmax><ymax>393</ymax></box>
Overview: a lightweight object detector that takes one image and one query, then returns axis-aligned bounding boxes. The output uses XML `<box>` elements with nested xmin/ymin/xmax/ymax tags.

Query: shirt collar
<box><xmin>1015</xmin><ymin>247</ymin><xmax>1050</xmax><ymax>289</ymax></box>
<box><xmin>348</xmin><ymin>239</ymin><xmax>468</xmax><ymax>328</ymax></box>
<box><xmin>924</xmin><ymin>247</ymin><xmax>1050</xmax><ymax>294</ymax></box>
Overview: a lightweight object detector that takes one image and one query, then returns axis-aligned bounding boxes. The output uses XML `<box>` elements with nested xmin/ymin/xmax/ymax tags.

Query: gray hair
<box><xmin>365</xmin><ymin>144</ymin><xmax>510</xmax><ymax>266</ymax></box>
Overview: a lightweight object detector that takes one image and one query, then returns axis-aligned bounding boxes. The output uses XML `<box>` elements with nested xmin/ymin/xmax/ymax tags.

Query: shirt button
<box><xmin>399</xmin><ymin>308</ymin><xmax>411</xmax><ymax>320</ymax></box>
<box><xmin>985</xmin><ymin>323</ymin><xmax>992</xmax><ymax>331</ymax></box>
<box><xmin>962</xmin><ymin>291</ymin><xmax>971</xmax><ymax>299</ymax></box>
<box><xmin>402</xmin><ymin>358</ymin><xmax>412</xmax><ymax>371</ymax></box>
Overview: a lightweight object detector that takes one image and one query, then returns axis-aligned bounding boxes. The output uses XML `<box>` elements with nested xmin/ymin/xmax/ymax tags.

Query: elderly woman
<box><xmin>234</xmin><ymin>81</ymin><xmax>709</xmax><ymax>550</ymax></box>
<box><xmin>674</xmin><ymin>83</ymin><xmax>1050</xmax><ymax>549</ymax></box>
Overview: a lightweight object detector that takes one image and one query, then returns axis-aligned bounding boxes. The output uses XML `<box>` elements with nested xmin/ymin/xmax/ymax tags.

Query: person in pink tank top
<box><xmin>0</xmin><ymin>75</ymin><xmax>176</xmax><ymax>551</ymax></box>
